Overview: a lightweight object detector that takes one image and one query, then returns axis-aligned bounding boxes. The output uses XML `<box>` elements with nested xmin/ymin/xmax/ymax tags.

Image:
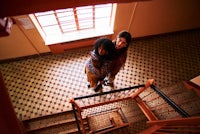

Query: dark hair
<box><xmin>114</xmin><ymin>31</ymin><xmax>132</xmax><ymax>56</ymax></box>
<box><xmin>117</xmin><ymin>30</ymin><xmax>132</xmax><ymax>47</ymax></box>
<box><xmin>94</xmin><ymin>37</ymin><xmax>115</xmax><ymax>60</ymax></box>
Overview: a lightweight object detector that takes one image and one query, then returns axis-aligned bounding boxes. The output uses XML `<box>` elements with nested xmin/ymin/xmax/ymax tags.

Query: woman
<box><xmin>85</xmin><ymin>37</ymin><xmax>115</xmax><ymax>92</ymax></box>
<box><xmin>107</xmin><ymin>30</ymin><xmax>132</xmax><ymax>87</ymax></box>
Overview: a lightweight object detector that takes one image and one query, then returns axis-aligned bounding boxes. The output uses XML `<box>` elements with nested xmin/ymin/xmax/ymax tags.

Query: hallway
<box><xmin>0</xmin><ymin>29</ymin><xmax>200</xmax><ymax>120</ymax></box>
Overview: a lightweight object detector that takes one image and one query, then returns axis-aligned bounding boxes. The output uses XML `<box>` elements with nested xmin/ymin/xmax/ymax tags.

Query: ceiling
<box><xmin>0</xmin><ymin>0</ymin><xmax>137</xmax><ymax>17</ymax></box>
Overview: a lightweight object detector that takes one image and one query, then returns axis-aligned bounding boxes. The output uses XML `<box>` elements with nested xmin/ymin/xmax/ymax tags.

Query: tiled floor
<box><xmin>0</xmin><ymin>29</ymin><xmax>200</xmax><ymax>120</ymax></box>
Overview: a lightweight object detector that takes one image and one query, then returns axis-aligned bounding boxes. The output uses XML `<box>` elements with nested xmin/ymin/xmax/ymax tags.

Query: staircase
<box><xmin>138</xmin><ymin>82</ymin><xmax>200</xmax><ymax>119</ymax></box>
<box><xmin>22</xmin><ymin>80</ymin><xmax>200</xmax><ymax>134</ymax></box>
<box><xmin>22</xmin><ymin>110</ymin><xmax>79</xmax><ymax>134</ymax></box>
<box><xmin>140</xmin><ymin>116</ymin><xmax>200</xmax><ymax>134</ymax></box>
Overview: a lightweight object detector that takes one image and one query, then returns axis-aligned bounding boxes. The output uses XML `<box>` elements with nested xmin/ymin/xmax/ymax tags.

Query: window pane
<box><xmin>33</xmin><ymin>3</ymin><xmax>113</xmax><ymax>37</ymax></box>
<box><xmin>76</xmin><ymin>6</ymin><xmax>93</xmax><ymax>29</ymax></box>
<box><xmin>35</xmin><ymin>11</ymin><xmax>58</xmax><ymax>26</ymax></box>
<box><xmin>61</xmin><ymin>24</ymin><xmax>77</xmax><ymax>32</ymax></box>
<box><xmin>79</xmin><ymin>19</ymin><xmax>93</xmax><ymax>29</ymax></box>
<box><xmin>56</xmin><ymin>8</ymin><xmax>77</xmax><ymax>32</ymax></box>
<box><xmin>43</xmin><ymin>25</ymin><xmax>61</xmax><ymax>35</ymax></box>
<box><xmin>76</xmin><ymin>6</ymin><xmax>93</xmax><ymax>19</ymax></box>
<box><xmin>35</xmin><ymin>11</ymin><xmax>54</xmax><ymax>16</ymax></box>
<box><xmin>95</xmin><ymin>19</ymin><xmax>110</xmax><ymax>28</ymax></box>
<box><xmin>56</xmin><ymin>8</ymin><xmax>74</xmax><ymax>22</ymax></box>
<box><xmin>95</xmin><ymin>4</ymin><xmax>112</xmax><ymax>28</ymax></box>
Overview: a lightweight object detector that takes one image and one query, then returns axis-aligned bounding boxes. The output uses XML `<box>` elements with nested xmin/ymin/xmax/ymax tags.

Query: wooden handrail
<box><xmin>68</xmin><ymin>98</ymin><xmax>82</xmax><ymax>111</ymax></box>
<box><xmin>131</xmin><ymin>79</ymin><xmax>158</xmax><ymax>121</ymax></box>
<box><xmin>130</xmin><ymin>79</ymin><xmax>155</xmax><ymax>98</ymax></box>
<box><xmin>80</xmin><ymin>97</ymin><xmax>132</xmax><ymax>110</ymax></box>
<box><xmin>140</xmin><ymin>116</ymin><xmax>200</xmax><ymax>134</ymax></box>
<box><xmin>135</xmin><ymin>96</ymin><xmax>158</xmax><ymax>121</ymax></box>
<box><xmin>70</xmin><ymin>79</ymin><xmax>197</xmax><ymax>133</ymax></box>
<box><xmin>183</xmin><ymin>81</ymin><xmax>200</xmax><ymax>97</ymax></box>
<box><xmin>139</xmin><ymin>125</ymin><xmax>162</xmax><ymax>134</ymax></box>
<box><xmin>69</xmin><ymin>98</ymin><xmax>85</xmax><ymax>133</ymax></box>
<box><xmin>150</xmin><ymin>84</ymin><xmax>190</xmax><ymax>117</ymax></box>
<box><xmin>69</xmin><ymin>84</ymin><xmax>144</xmax><ymax>134</ymax></box>
<box><xmin>71</xmin><ymin>84</ymin><xmax>144</xmax><ymax>110</ymax></box>
<box><xmin>147</xmin><ymin>116</ymin><xmax>200</xmax><ymax>126</ymax></box>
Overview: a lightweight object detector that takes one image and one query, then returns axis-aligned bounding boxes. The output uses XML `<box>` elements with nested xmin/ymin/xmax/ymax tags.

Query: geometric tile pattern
<box><xmin>0</xmin><ymin>29</ymin><xmax>200</xmax><ymax>120</ymax></box>
<box><xmin>0</xmin><ymin>47</ymin><xmax>94</xmax><ymax>120</ymax></box>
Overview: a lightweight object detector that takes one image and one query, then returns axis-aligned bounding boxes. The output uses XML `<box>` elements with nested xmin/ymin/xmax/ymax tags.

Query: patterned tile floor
<box><xmin>0</xmin><ymin>29</ymin><xmax>200</xmax><ymax>120</ymax></box>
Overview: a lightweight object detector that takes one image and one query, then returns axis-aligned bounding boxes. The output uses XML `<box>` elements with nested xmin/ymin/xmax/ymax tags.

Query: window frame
<box><xmin>29</xmin><ymin>3</ymin><xmax>116</xmax><ymax>45</ymax></box>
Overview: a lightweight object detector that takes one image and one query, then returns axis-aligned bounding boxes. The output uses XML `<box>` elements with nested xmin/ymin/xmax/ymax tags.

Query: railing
<box><xmin>69</xmin><ymin>79</ymin><xmax>192</xmax><ymax>133</ymax></box>
<box><xmin>73</xmin><ymin>84</ymin><xmax>144</xmax><ymax>109</ymax></box>
<box><xmin>69</xmin><ymin>84</ymin><xmax>145</xmax><ymax>133</ymax></box>
<box><xmin>150</xmin><ymin>84</ymin><xmax>190</xmax><ymax>118</ymax></box>
<box><xmin>139</xmin><ymin>116</ymin><xmax>200</xmax><ymax>134</ymax></box>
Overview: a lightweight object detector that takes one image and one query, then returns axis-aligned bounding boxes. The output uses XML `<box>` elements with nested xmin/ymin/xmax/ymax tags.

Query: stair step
<box><xmin>27</xmin><ymin>121</ymin><xmax>78</xmax><ymax>134</ymax></box>
<box><xmin>23</xmin><ymin>110</ymin><xmax>76</xmax><ymax>132</ymax></box>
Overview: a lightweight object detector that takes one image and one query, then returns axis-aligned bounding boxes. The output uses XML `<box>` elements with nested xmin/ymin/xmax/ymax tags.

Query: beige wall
<box><xmin>113</xmin><ymin>0</ymin><xmax>200</xmax><ymax>38</ymax></box>
<box><xmin>0</xmin><ymin>0</ymin><xmax>200</xmax><ymax>60</ymax></box>
<box><xmin>0</xmin><ymin>15</ymin><xmax>50</xmax><ymax>60</ymax></box>
<box><xmin>129</xmin><ymin>0</ymin><xmax>200</xmax><ymax>37</ymax></box>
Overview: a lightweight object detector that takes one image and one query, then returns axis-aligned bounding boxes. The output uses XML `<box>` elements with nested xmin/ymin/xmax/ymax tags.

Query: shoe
<box><xmin>87</xmin><ymin>83</ymin><xmax>90</xmax><ymax>88</ymax></box>
<box><xmin>104</xmin><ymin>76</ymin><xmax>115</xmax><ymax>87</ymax></box>
<box><xmin>94</xmin><ymin>84</ymin><xmax>102</xmax><ymax>92</ymax></box>
<box><xmin>87</xmin><ymin>82</ymin><xmax>91</xmax><ymax>88</ymax></box>
<box><xmin>103</xmin><ymin>79</ymin><xmax>114</xmax><ymax>87</ymax></box>
<box><xmin>103</xmin><ymin>79</ymin><xmax>108</xmax><ymax>86</ymax></box>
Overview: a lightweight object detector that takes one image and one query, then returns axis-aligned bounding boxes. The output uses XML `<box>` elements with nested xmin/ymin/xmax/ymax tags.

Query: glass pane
<box><xmin>76</xmin><ymin>6</ymin><xmax>93</xmax><ymax>20</ymax></box>
<box><xmin>37</xmin><ymin>14</ymin><xmax>57</xmax><ymax>26</ymax></box>
<box><xmin>95</xmin><ymin>4</ymin><xmax>112</xmax><ymax>28</ymax></box>
<box><xmin>56</xmin><ymin>8</ymin><xmax>76</xmax><ymax>32</ymax></box>
<box><xmin>95</xmin><ymin>3</ymin><xmax>112</xmax><ymax>18</ymax></box>
<box><xmin>62</xmin><ymin>27</ymin><xmax>77</xmax><ymax>33</ymax></box>
<box><xmin>43</xmin><ymin>25</ymin><xmax>61</xmax><ymax>35</ymax></box>
<box><xmin>95</xmin><ymin>18</ymin><xmax>110</xmax><ymax>27</ymax></box>
<box><xmin>35</xmin><ymin>11</ymin><xmax>54</xmax><ymax>16</ymax></box>
<box><xmin>61</xmin><ymin>23</ymin><xmax>77</xmax><ymax>32</ymax></box>
<box><xmin>56</xmin><ymin>8</ymin><xmax>74</xmax><ymax>19</ymax></box>
<box><xmin>34</xmin><ymin>3</ymin><xmax>112</xmax><ymax>36</ymax></box>
<box><xmin>76</xmin><ymin>6</ymin><xmax>93</xmax><ymax>29</ymax></box>
<box><xmin>95</xmin><ymin>3</ymin><xmax>112</xmax><ymax>8</ymax></box>
<box><xmin>79</xmin><ymin>20</ymin><xmax>93</xmax><ymax>29</ymax></box>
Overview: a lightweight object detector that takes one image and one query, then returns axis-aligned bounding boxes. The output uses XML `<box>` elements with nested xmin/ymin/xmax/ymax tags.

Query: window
<box><xmin>30</xmin><ymin>3</ymin><xmax>115</xmax><ymax>45</ymax></box>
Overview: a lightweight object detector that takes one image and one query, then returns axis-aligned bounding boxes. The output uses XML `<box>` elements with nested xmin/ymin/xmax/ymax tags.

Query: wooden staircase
<box><xmin>22</xmin><ymin>110</ymin><xmax>79</xmax><ymax>134</ymax></box>
<box><xmin>140</xmin><ymin>116</ymin><xmax>200</xmax><ymax>134</ymax></box>
<box><xmin>138</xmin><ymin>80</ymin><xmax>200</xmax><ymax>134</ymax></box>
<box><xmin>21</xmin><ymin>79</ymin><xmax>200</xmax><ymax>134</ymax></box>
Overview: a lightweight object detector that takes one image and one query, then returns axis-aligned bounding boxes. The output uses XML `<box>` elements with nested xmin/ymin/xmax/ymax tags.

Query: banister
<box><xmin>150</xmin><ymin>84</ymin><xmax>190</xmax><ymax>118</ymax></box>
<box><xmin>71</xmin><ymin>104</ymin><xmax>81</xmax><ymax>133</ymax></box>
<box><xmin>131</xmin><ymin>79</ymin><xmax>155</xmax><ymax>98</ymax></box>
<box><xmin>135</xmin><ymin>96</ymin><xmax>158</xmax><ymax>121</ymax></box>
<box><xmin>73</xmin><ymin>84</ymin><xmax>145</xmax><ymax>100</ymax></box>
<box><xmin>147</xmin><ymin>116</ymin><xmax>200</xmax><ymax>126</ymax></box>
<box><xmin>70</xmin><ymin>79</ymin><xmax>195</xmax><ymax>133</ymax></box>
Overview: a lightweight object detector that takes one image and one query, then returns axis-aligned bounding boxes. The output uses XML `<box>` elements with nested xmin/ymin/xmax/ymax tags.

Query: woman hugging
<box><xmin>85</xmin><ymin>37</ymin><xmax>115</xmax><ymax>92</ymax></box>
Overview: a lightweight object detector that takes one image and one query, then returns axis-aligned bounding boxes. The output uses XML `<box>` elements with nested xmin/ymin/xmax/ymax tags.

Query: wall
<box><xmin>0</xmin><ymin>15</ymin><xmax>50</xmax><ymax>60</ymax></box>
<box><xmin>129</xmin><ymin>0</ymin><xmax>200</xmax><ymax>37</ymax></box>
<box><xmin>0</xmin><ymin>0</ymin><xmax>200</xmax><ymax>60</ymax></box>
<box><xmin>0</xmin><ymin>72</ymin><xmax>24</xmax><ymax>134</ymax></box>
<box><xmin>113</xmin><ymin>0</ymin><xmax>200</xmax><ymax>38</ymax></box>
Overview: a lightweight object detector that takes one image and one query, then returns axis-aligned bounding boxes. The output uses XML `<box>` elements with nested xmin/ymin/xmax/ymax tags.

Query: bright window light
<box><xmin>30</xmin><ymin>3</ymin><xmax>115</xmax><ymax>45</ymax></box>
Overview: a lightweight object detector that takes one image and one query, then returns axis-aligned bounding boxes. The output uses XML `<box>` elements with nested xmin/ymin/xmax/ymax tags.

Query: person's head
<box><xmin>94</xmin><ymin>37</ymin><xmax>115</xmax><ymax>59</ymax></box>
<box><xmin>115</xmin><ymin>30</ymin><xmax>132</xmax><ymax>50</ymax></box>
